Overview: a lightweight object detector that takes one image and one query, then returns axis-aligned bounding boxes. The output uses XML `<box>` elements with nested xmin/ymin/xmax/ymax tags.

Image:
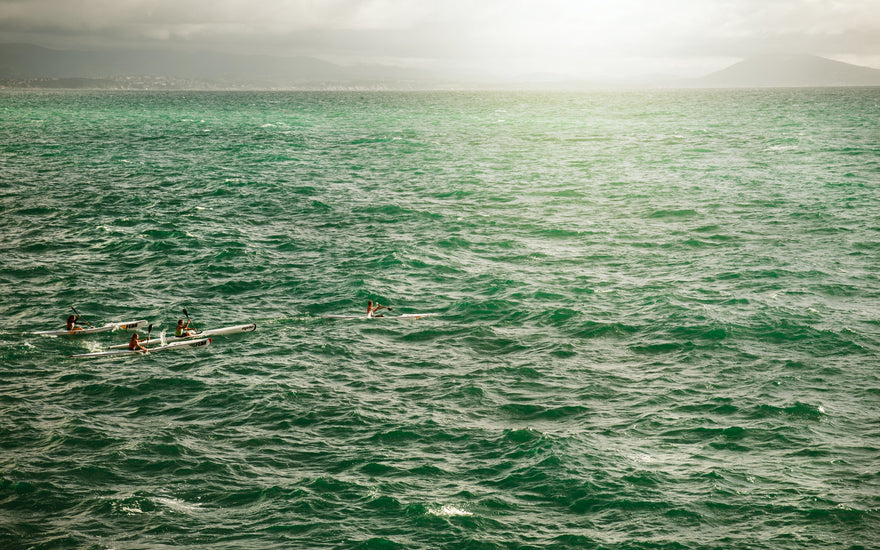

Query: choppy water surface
<box><xmin>1</xmin><ymin>89</ymin><xmax>878</xmax><ymax>549</ymax></box>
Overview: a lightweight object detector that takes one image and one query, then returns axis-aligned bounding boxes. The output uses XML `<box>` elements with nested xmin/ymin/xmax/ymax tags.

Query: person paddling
<box><xmin>128</xmin><ymin>333</ymin><xmax>148</xmax><ymax>352</ymax></box>
<box><xmin>66</xmin><ymin>314</ymin><xmax>84</xmax><ymax>332</ymax></box>
<box><xmin>366</xmin><ymin>300</ymin><xmax>391</xmax><ymax>318</ymax></box>
<box><xmin>175</xmin><ymin>319</ymin><xmax>196</xmax><ymax>337</ymax></box>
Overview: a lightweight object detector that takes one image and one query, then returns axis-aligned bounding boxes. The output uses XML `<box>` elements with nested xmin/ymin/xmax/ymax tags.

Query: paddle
<box><xmin>71</xmin><ymin>306</ymin><xmax>93</xmax><ymax>327</ymax></box>
<box><xmin>183</xmin><ymin>308</ymin><xmax>197</xmax><ymax>332</ymax></box>
<box><xmin>372</xmin><ymin>304</ymin><xmax>391</xmax><ymax>317</ymax></box>
<box><xmin>142</xmin><ymin>324</ymin><xmax>153</xmax><ymax>353</ymax></box>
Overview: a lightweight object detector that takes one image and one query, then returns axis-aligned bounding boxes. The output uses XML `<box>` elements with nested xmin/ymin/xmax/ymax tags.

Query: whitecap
<box><xmin>84</xmin><ymin>341</ymin><xmax>104</xmax><ymax>353</ymax></box>
<box><xmin>428</xmin><ymin>504</ymin><xmax>472</xmax><ymax>517</ymax></box>
<box><xmin>119</xmin><ymin>505</ymin><xmax>143</xmax><ymax>515</ymax></box>
<box><xmin>629</xmin><ymin>452</ymin><xmax>655</xmax><ymax>464</ymax></box>
<box><xmin>154</xmin><ymin>496</ymin><xmax>203</xmax><ymax>514</ymax></box>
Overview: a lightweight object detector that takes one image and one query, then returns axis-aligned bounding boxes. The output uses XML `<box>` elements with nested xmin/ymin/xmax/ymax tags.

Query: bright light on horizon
<box><xmin>1</xmin><ymin>0</ymin><xmax>879</xmax><ymax>79</ymax></box>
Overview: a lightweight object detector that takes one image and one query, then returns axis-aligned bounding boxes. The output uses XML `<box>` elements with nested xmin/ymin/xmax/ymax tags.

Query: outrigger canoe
<box><xmin>71</xmin><ymin>338</ymin><xmax>212</xmax><ymax>358</ymax></box>
<box><xmin>107</xmin><ymin>323</ymin><xmax>256</xmax><ymax>350</ymax></box>
<box><xmin>34</xmin><ymin>320</ymin><xmax>149</xmax><ymax>336</ymax></box>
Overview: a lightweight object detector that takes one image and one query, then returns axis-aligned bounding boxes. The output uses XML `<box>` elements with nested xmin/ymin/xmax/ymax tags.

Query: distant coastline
<box><xmin>2</xmin><ymin>44</ymin><xmax>880</xmax><ymax>90</ymax></box>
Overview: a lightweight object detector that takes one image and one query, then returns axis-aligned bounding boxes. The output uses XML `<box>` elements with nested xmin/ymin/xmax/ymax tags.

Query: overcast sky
<box><xmin>1</xmin><ymin>0</ymin><xmax>879</xmax><ymax>79</ymax></box>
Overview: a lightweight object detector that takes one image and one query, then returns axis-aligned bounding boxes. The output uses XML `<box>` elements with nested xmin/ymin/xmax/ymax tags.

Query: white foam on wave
<box><xmin>84</xmin><ymin>341</ymin><xmax>104</xmax><ymax>353</ymax></box>
<box><xmin>428</xmin><ymin>504</ymin><xmax>472</xmax><ymax>517</ymax></box>
<box><xmin>629</xmin><ymin>452</ymin><xmax>656</xmax><ymax>464</ymax></box>
<box><xmin>119</xmin><ymin>504</ymin><xmax>143</xmax><ymax>515</ymax></box>
<box><xmin>154</xmin><ymin>496</ymin><xmax>204</xmax><ymax>514</ymax></box>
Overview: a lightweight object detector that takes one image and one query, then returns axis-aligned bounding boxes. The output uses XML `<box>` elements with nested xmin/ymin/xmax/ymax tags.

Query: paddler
<box><xmin>366</xmin><ymin>300</ymin><xmax>391</xmax><ymax>318</ymax></box>
<box><xmin>175</xmin><ymin>319</ymin><xmax>196</xmax><ymax>337</ymax></box>
<box><xmin>66</xmin><ymin>314</ymin><xmax>84</xmax><ymax>332</ymax></box>
<box><xmin>128</xmin><ymin>333</ymin><xmax>148</xmax><ymax>352</ymax></box>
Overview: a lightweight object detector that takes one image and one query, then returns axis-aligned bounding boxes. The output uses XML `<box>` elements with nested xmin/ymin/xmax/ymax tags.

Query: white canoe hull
<box><xmin>34</xmin><ymin>320</ymin><xmax>149</xmax><ymax>336</ymax></box>
<box><xmin>108</xmin><ymin>323</ymin><xmax>256</xmax><ymax>349</ymax></box>
<box><xmin>71</xmin><ymin>338</ymin><xmax>212</xmax><ymax>358</ymax></box>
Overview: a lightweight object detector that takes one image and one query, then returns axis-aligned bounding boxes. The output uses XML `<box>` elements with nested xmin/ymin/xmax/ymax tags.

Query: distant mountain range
<box><xmin>2</xmin><ymin>43</ymin><xmax>879</xmax><ymax>89</ymax></box>
<box><xmin>696</xmin><ymin>54</ymin><xmax>880</xmax><ymax>87</ymax></box>
<box><xmin>0</xmin><ymin>43</ymin><xmax>446</xmax><ymax>89</ymax></box>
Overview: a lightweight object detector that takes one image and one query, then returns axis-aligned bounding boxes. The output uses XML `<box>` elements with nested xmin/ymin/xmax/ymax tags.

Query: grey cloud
<box><xmin>1</xmin><ymin>0</ymin><xmax>878</xmax><ymax>77</ymax></box>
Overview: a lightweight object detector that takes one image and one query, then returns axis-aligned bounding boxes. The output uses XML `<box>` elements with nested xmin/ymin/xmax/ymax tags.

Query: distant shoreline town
<box><xmin>2</xmin><ymin>45</ymin><xmax>880</xmax><ymax>90</ymax></box>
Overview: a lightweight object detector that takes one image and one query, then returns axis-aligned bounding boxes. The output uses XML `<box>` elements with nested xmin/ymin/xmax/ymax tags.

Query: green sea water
<box><xmin>1</xmin><ymin>88</ymin><xmax>878</xmax><ymax>549</ymax></box>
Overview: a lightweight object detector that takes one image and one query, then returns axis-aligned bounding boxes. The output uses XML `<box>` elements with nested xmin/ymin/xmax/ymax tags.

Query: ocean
<box><xmin>0</xmin><ymin>88</ymin><xmax>878</xmax><ymax>549</ymax></box>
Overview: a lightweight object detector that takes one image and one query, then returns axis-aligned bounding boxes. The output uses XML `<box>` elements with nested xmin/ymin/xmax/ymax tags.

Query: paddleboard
<box><xmin>71</xmin><ymin>338</ymin><xmax>212</xmax><ymax>358</ymax></box>
<box><xmin>320</xmin><ymin>313</ymin><xmax>438</xmax><ymax>320</ymax></box>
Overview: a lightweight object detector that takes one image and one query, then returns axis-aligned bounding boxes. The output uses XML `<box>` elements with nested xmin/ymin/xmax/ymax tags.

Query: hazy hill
<box><xmin>0</xmin><ymin>43</ymin><xmax>440</xmax><ymax>88</ymax></box>
<box><xmin>698</xmin><ymin>54</ymin><xmax>880</xmax><ymax>87</ymax></box>
<box><xmin>3</xmin><ymin>44</ymin><xmax>880</xmax><ymax>89</ymax></box>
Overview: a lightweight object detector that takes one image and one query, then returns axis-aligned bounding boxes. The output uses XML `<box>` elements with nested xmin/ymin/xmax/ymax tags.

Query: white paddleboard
<box><xmin>319</xmin><ymin>313</ymin><xmax>438</xmax><ymax>320</ymax></box>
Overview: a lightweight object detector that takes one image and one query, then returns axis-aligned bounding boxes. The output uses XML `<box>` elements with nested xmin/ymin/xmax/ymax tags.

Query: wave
<box><xmin>3</xmin><ymin>89</ymin><xmax>878</xmax><ymax>550</ymax></box>
<box><xmin>647</xmin><ymin>209</ymin><xmax>700</xmax><ymax>219</ymax></box>
<box><xmin>498</xmin><ymin>403</ymin><xmax>591</xmax><ymax>421</ymax></box>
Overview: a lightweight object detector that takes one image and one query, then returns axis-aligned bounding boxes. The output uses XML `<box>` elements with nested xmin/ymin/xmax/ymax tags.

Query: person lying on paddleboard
<box><xmin>128</xmin><ymin>333</ymin><xmax>148</xmax><ymax>352</ymax></box>
<box><xmin>66</xmin><ymin>315</ymin><xmax>85</xmax><ymax>332</ymax></box>
<box><xmin>366</xmin><ymin>300</ymin><xmax>391</xmax><ymax>318</ymax></box>
<box><xmin>175</xmin><ymin>319</ymin><xmax>197</xmax><ymax>337</ymax></box>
